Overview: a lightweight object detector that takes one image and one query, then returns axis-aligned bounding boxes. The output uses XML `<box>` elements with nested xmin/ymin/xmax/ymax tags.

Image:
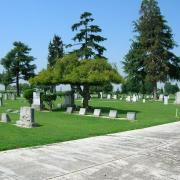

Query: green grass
<box><xmin>0</xmin><ymin>97</ymin><xmax>179</xmax><ymax>151</ymax></box>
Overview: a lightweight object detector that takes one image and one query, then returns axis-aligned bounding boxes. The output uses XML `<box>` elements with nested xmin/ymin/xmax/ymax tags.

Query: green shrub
<box><xmin>42</xmin><ymin>93</ymin><xmax>57</xmax><ymax>111</ymax></box>
<box><xmin>23</xmin><ymin>89</ymin><xmax>34</xmax><ymax>105</ymax></box>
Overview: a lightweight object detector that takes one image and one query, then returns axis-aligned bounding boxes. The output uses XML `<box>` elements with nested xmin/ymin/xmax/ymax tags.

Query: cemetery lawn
<box><xmin>0</xmin><ymin>97</ymin><xmax>180</xmax><ymax>151</ymax></box>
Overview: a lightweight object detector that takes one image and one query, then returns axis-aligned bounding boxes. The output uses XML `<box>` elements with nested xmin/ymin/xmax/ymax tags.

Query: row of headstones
<box><xmin>66</xmin><ymin>107</ymin><xmax>136</xmax><ymax>121</ymax></box>
<box><xmin>125</xmin><ymin>95</ymin><xmax>143</xmax><ymax>102</ymax></box>
<box><xmin>0</xmin><ymin>93</ymin><xmax>16</xmax><ymax>100</ymax></box>
<box><xmin>0</xmin><ymin>93</ymin><xmax>16</xmax><ymax>107</ymax></box>
<box><xmin>1</xmin><ymin>107</ymin><xmax>35</xmax><ymax>128</ymax></box>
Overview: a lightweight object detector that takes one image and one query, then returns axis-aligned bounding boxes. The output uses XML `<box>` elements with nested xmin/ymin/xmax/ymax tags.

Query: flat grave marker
<box><xmin>109</xmin><ymin>110</ymin><xmax>118</xmax><ymax>118</ymax></box>
<box><xmin>93</xmin><ymin>109</ymin><xmax>101</xmax><ymax>117</ymax></box>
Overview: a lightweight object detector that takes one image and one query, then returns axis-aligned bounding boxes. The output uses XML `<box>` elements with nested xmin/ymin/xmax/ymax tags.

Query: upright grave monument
<box><xmin>175</xmin><ymin>92</ymin><xmax>180</xmax><ymax>105</ymax></box>
<box><xmin>32</xmin><ymin>92</ymin><xmax>41</xmax><ymax>110</ymax></box>
<box><xmin>16</xmin><ymin>107</ymin><xmax>36</xmax><ymax>128</ymax></box>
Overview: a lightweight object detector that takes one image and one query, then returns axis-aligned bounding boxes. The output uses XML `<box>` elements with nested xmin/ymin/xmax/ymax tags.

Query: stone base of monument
<box><xmin>16</xmin><ymin>107</ymin><xmax>36</xmax><ymax>128</ymax></box>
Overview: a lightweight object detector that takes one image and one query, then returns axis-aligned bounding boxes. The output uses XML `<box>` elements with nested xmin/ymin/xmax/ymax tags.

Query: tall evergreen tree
<box><xmin>71</xmin><ymin>11</ymin><xmax>107</xmax><ymax>59</ymax></box>
<box><xmin>1</xmin><ymin>41</ymin><xmax>36</xmax><ymax>96</ymax></box>
<box><xmin>124</xmin><ymin>0</ymin><xmax>180</xmax><ymax>99</ymax></box>
<box><xmin>70</xmin><ymin>12</ymin><xmax>107</xmax><ymax>108</ymax></box>
<box><xmin>48</xmin><ymin>35</ymin><xmax>64</xmax><ymax>68</ymax></box>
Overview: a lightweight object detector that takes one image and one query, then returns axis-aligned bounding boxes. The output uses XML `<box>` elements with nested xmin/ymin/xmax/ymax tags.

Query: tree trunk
<box><xmin>70</xmin><ymin>85</ymin><xmax>75</xmax><ymax>107</ymax></box>
<box><xmin>153</xmin><ymin>81</ymin><xmax>157</xmax><ymax>100</ymax></box>
<box><xmin>77</xmin><ymin>85</ymin><xmax>90</xmax><ymax>109</ymax></box>
<box><xmin>82</xmin><ymin>85</ymin><xmax>90</xmax><ymax>108</ymax></box>
<box><xmin>16</xmin><ymin>73</ymin><xmax>20</xmax><ymax>97</ymax></box>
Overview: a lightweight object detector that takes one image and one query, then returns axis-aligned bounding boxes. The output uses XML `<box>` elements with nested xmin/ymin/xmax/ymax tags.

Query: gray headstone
<box><xmin>132</xmin><ymin>95</ymin><xmax>137</xmax><ymax>102</ymax></box>
<box><xmin>1</xmin><ymin>113</ymin><xmax>11</xmax><ymax>123</ymax></box>
<box><xmin>79</xmin><ymin>108</ymin><xmax>86</xmax><ymax>115</ymax></box>
<box><xmin>175</xmin><ymin>92</ymin><xmax>180</xmax><ymax>104</ymax></box>
<box><xmin>159</xmin><ymin>94</ymin><xmax>164</xmax><ymax>101</ymax></box>
<box><xmin>127</xmin><ymin>112</ymin><xmax>136</xmax><ymax>121</ymax></box>
<box><xmin>113</xmin><ymin>95</ymin><xmax>117</xmax><ymax>100</ymax></box>
<box><xmin>164</xmin><ymin>96</ymin><xmax>168</xmax><ymax>105</ymax></box>
<box><xmin>100</xmin><ymin>92</ymin><xmax>103</xmax><ymax>99</ymax></box>
<box><xmin>107</xmin><ymin>94</ymin><xmax>111</xmax><ymax>99</ymax></box>
<box><xmin>63</xmin><ymin>95</ymin><xmax>73</xmax><ymax>108</ymax></box>
<box><xmin>11</xmin><ymin>93</ymin><xmax>16</xmax><ymax>100</ymax></box>
<box><xmin>109</xmin><ymin>110</ymin><xmax>118</xmax><ymax>118</ymax></box>
<box><xmin>66</xmin><ymin>107</ymin><xmax>73</xmax><ymax>114</ymax></box>
<box><xmin>93</xmin><ymin>109</ymin><xmax>101</xmax><ymax>117</ymax></box>
<box><xmin>74</xmin><ymin>93</ymin><xmax>78</xmax><ymax>99</ymax></box>
<box><xmin>32</xmin><ymin>92</ymin><xmax>41</xmax><ymax>110</ymax></box>
<box><xmin>126</xmin><ymin>96</ymin><xmax>131</xmax><ymax>102</ymax></box>
<box><xmin>4</xmin><ymin>93</ymin><xmax>8</xmax><ymax>100</ymax></box>
<box><xmin>16</xmin><ymin>107</ymin><xmax>36</xmax><ymax>128</ymax></box>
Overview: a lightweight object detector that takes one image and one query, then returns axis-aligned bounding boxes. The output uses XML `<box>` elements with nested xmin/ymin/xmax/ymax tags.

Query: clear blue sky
<box><xmin>0</xmin><ymin>0</ymin><xmax>180</xmax><ymax>74</ymax></box>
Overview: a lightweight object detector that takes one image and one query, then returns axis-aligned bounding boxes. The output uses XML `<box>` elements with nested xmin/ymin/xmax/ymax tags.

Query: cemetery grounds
<box><xmin>0</xmin><ymin>96</ymin><xmax>179</xmax><ymax>151</ymax></box>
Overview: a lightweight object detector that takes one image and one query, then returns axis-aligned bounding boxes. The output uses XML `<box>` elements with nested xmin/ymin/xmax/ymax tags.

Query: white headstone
<box><xmin>32</xmin><ymin>92</ymin><xmax>41</xmax><ymax>109</ymax></box>
<box><xmin>74</xmin><ymin>93</ymin><xmax>78</xmax><ymax>99</ymax></box>
<box><xmin>109</xmin><ymin>110</ymin><xmax>118</xmax><ymax>118</ymax></box>
<box><xmin>175</xmin><ymin>92</ymin><xmax>180</xmax><ymax>105</ymax></box>
<box><xmin>4</xmin><ymin>93</ymin><xmax>8</xmax><ymax>100</ymax></box>
<box><xmin>143</xmin><ymin>99</ymin><xmax>146</xmax><ymax>103</ymax></box>
<box><xmin>1</xmin><ymin>113</ymin><xmax>11</xmax><ymax>123</ymax></box>
<box><xmin>127</xmin><ymin>112</ymin><xmax>136</xmax><ymax>121</ymax></box>
<box><xmin>164</xmin><ymin>96</ymin><xmax>168</xmax><ymax>105</ymax></box>
<box><xmin>126</xmin><ymin>96</ymin><xmax>131</xmax><ymax>102</ymax></box>
<box><xmin>16</xmin><ymin>107</ymin><xmax>35</xmax><ymax>128</ymax></box>
<box><xmin>113</xmin><ymin>95</ymin><xmax>117</xmax><ymax>100</ymax></box>
<box><xmin>66</xmin><ymin>107</ymin><xmax>73</xmax><ymax>114</ymax></box>
<box><xmin>93</xmin><ymin>109</ymin><xmax>101</xmax><ymax>117</ymax></box>
<box><xmin>132</xmin><ymin>95</ymin><xmax>137</xmax><ymax>102</ymax></box>
<box><xmin>107</xmin><ymin>94</ymin><xmax>111</xmax><ymax>99</ymax></box>
<box><xmin>79</xmin><ymin>108</ymin><xmax>86</xmax><ymax>115</ymax></box>
<box><xmin>159</xmin><ymin>94</ymin><xmax>164</xmax><ymax>101</ymax></box>
<box><xmin>100</xmin><ymin>92</ymin><xmax>103</xmax><ymax>99</ymax></box>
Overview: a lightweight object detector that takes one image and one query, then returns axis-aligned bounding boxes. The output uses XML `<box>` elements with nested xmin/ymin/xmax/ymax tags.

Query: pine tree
<box><xmin>1</xmin><ymin>41</ymin><xmax>36</xmax><ymax>96</ymax></box>
<box><xmin>71</xmin><ymin>12</ymin><xmax>106</xmax><ymax>59</ymax></box>
<box><xmin>124</xmin><ymin>0</ymin><xmax>180</xmax><ymax>99</ymax></box>
<box><xmin>48</xmin><ymin>35</ymin><xmax>64</xmax><ymax>68</ymax></box>
<box><xmin>70</xmin><ymin>12</ymin><xmax>107</xmax><ymax>108</ymax></box>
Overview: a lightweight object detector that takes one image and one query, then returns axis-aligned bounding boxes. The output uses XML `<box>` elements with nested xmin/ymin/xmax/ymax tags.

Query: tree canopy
<box><xmin>30</xmin><ymin>53</ymin><xmax>122</xmax><ymax>87</ymax></box>
<box><xmin>1</xmin><ymin>41</ymin><xmax>36</xmax><ymax>96</ymax></box>
<box><xmin>123</xmin><ymin>0</ymin><xmax>180</xmax><ymax>98</ymax></box>
<box><xmin>70</xmin><ymin>11</ymin><xmax>107</xmax><ymax>59</ymax></box>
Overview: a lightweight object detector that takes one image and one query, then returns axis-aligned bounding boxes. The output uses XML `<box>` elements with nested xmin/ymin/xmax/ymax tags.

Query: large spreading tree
<box><xmin>30</xmin><ymin>12</ymin><xmax>122</xmax><ymax>108</ymax></box>
<box><xmin>30</xmin><ymin>53</ymin><xmax>122</xmax><ymax>108</ymax></box>
<box><xmin>1</xmin><ymin>41</ymin><xmax>36</xmax><ymax>96</ymax></box>
<box><xmin>123</xmin><ymin>0</ymin><xmax>180</xmax><ymax>99</ymax></box>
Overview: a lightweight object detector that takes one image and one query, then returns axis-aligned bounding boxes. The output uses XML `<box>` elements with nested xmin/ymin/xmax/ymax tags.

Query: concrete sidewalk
<box><xmin>0</xmin><ymin>122</ymin><xmax>180</xmax><ymax>180</ymax></box>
